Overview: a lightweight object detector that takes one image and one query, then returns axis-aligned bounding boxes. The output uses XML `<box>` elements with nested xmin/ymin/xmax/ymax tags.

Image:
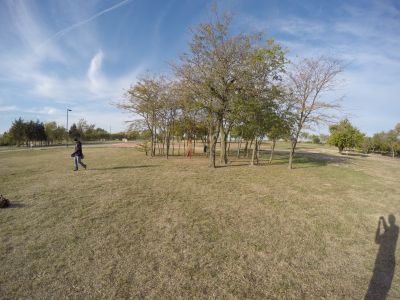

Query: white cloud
<box><xmin>42</xmin><ymin>0</ymin><xmax>134</xmax><ymax>46</ymax></box>
<box><xmin>5</xmin><ymin>0</ymin><xmax>67</xmax><ymax>64</ymax></box>
<box><xmin>85</xmin><ymin>50</ymin><xmax>144</xmax><ymax>101</ymax></box>
<box><xmin>1</xmin><ymin>106</ymin><xmax>61</xmax><ymax>116</ymax></box>
<box><xmin>238</xmin><ymin>2</ymin><xmax>400</xmax><ymax>136</ymax></box>
<box><xmin>34</xmin><ymin>106</ymin><xmax>59</xmax><ymax>115</ymax></box>
<box><xmin>0</xmin><ymin>1</ymin><xmax>144</xmax><ymax>105</ymax></box>
<box><xmin>0</xmin><ymin>0</ymin><xmax>144</xmax><ymax>133</ymax></box>
<box><xmin>0</xmin><ymin>106</ymin><xmax>18</xmax><ymax>112</ymax></box>
<box><xmin>88</xmin><ymin>50</ymin><xmax>105</xmax><ymax>92</ymax></box>
<box><xmin>277</xmin><ymin>17</ymin><xmax>326</xmax><ymax>37</ymax></box>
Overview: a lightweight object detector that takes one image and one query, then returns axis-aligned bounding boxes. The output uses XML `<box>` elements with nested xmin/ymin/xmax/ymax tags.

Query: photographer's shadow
<box><xmin>365</xmin><ymin>214</ymin><xmax>399</xmax><ymax>299</ymax></box>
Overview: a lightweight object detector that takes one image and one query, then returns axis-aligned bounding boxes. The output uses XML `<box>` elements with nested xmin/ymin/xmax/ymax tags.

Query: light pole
<box><xmin>66</xmin><ymin>108</ymin><xmax>72</xmax><ymax>147</ymax></box>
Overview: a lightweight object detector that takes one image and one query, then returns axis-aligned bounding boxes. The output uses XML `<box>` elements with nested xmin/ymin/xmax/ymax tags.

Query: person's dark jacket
<box><xmin>72</xmin><ymin>141</ymin><xmax>83</xmax><ymax>157</ymax></box>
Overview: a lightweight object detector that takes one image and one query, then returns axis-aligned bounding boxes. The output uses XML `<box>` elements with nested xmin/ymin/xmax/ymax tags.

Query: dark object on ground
<box><xmin>0</xmin><ymin>195</ymin><xmax>10</xmax><ymax>208</ymax></box>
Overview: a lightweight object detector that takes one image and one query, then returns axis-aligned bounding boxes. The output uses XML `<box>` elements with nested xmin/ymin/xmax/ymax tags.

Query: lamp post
<box><xmin>66</xmin><ymin>108</ymin><xmax>72</xmax><ymax>147</ymax></box>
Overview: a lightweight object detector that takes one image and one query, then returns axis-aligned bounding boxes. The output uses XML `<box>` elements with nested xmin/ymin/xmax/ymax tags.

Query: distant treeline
<box><xmin>362</xmin><ymin>125</ymin><xmax>400</xmax><ymax>157</ymax></box>
<box><xmin>327</xmin><ymin>119</ymin><xmax>400</xmax><ymax>157</ymax></box>
<box><xmin>0</xmin><ymin>117</ymin><xmax>143</xmax><ymax>146</ymax></box>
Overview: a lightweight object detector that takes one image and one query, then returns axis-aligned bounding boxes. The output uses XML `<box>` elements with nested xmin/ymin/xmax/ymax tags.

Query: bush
<box><xmin>136</xmin><ymin>140</ymin><xmax>150</xmax><ymax>156</ymax></box>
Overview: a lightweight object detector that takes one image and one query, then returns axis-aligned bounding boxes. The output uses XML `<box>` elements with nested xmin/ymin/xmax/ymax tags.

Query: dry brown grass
<box><xmin>1</xmin><ymin>143</ymin><xmax>400</xmax><ymax>299</ymax></box>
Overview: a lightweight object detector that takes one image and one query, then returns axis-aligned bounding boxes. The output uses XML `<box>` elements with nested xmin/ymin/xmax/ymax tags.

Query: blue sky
<box><xmin>0</xmin><ymin>0</ymin><xmax>399</xmax><ymax>135</ymax></box>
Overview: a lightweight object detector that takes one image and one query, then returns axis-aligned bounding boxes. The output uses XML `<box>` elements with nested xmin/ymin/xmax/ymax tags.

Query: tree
<box><xmin>158</xmin><ymin>82</ymin><xmax>180</xmax><ymax>159</ymax></box>
<box><xmin>45</xmin><ymin>122</ymin><xmax>58</xmax><ymax>145</ymax></box>
<box><xmin>128</xmin><ymin>119</ymin><xmax>149</xmax><ymax>140</ymax></box>
<box><xmin>385</xmin><ymin>128</ymin><xmax>399</xmax><ymax>158</ymax></box>
<box><xmin>174</xmin><ymin>13</ymin><xmax>253</xmax><ymax>167</ymax></box>
<box><xmin>361</xmin><ymin>136</ymin><xmax>373</xmax><ymax>154</ymax></box>
<box><xmin>266</xmin><ymin>114</ymin><xmax>291</xmax><ymax>164</ymax></box>
<box><xmin>232</xmin><ymin>41</ymin><xmax>287</xmax><ymax>166</ymax></box>
<box><xmin>328</xmin><ymin>119</ymin><xmax>364</xmax><ymax>153</ymax></box>
<box><xmin>174</xmin><ymin>13</ymin><xmax>286</xmax><ymax>167</ymax></box>
<box><xmin>174</xmin><ymin>85</ymin><xmax>209</xmax><ymax>157</ymax></box>
<box><xmin>232</xmin><ymin>89</ymin><xmax>284</xmax><ymax>166</ymax></box>
<box><xmin>9</xmin><ymin>118</ymin><xmax>26</xmax><ymax>146</ymax></box>
<box><xmin>371</xmin><ymin>132</ymin><xmax>386</xmax><ymax>153</ymax></box>
<box><xmin>76</xmin><ymin>119</ymin><xmax>95</xmax><ymax>140</ymax></box>
<box><xmin>36</xmin><ymin>121</ymin><xmax>47</xmax><ymax>145</ymax></box>
<box><xmin>0</xmin><ymin>132</ymin><xmax>11</xmax><ymax>146</ymax></box>
<box><xmin>53</xmin><ymin>125</ymin><xmax>66</xmax><ymax>143</ymax></box>
<box><xmin>126</xmin><ymin>129</ymin><xmax>140</xmax><ymax>140</ymax></box>
<box><xmin>368</xmin><ymin>124</ymin><xmax>400</xmax><ymax>157</ymax></box>
<box><xmin>67</xmin><ymin>119</ymin><xmax>106</xmax><ymax>141</ymax></box>
<box><xmin>311</xmin><ymin>135</ymin><xmax>321</xmax><ymax>144</ymax></box>
<box><xmin>69</xmin><ymin>124</ymin><xmax>81</xmax><ymax>139</ymax></box>
<box><xmin>92</xmin><ymin>128</ymin><xmax>109</xmax><ymax>140</ymax></box>
<box><xmin>285</xmin><ymin>57</ymin><xmax>343</xmax><ymax>169</ymax></box>
<box><xmin>118</xmin><ymin>75</ymin><xmax>166</xmax><ymax>156</ymax></box>
<box><xmin>25</xmin><ymin>120</ymin><xmax>37</xmax><ymax>146</ymax></box>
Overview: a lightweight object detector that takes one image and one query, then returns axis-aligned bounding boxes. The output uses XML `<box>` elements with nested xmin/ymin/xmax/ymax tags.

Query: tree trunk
<box><xmin>244</xmin><ymin>140</ymin><xmax>249</xmax><ymax>158</ymax></box>
<box><xmin>193</xmin><ymin>136</ymin><xmax>196</xmax><ymax>154</ymax></box>
<box><xmin>269</xmin><ymin>139</ymin><xmax>276</xmax><ymax>164</ymax></box>
<box><xmin>224</xmin><ymin>130</ymin><xmax>229</xmax><ymax>164</ymax></box>
<box><xmin>172</xmin><ymin>136</ymin><xmax>175</xmax><ymax>156</ymax></box>
<box><xmin>209</xmin><ymin>125</ymin><xmax>214</xmax><ymax>167</ymax></box>
<box><xmin>166</xmin><ymin>135</ymin><xmax>170</xmax><ymax>159</ymax></box>
<box><xmin>248</xmin><ymin>139</ymin><xmax>254</xmax><ymax>158</ymax></box>
<box><xmin>154</xmin><ymin>132</ymin><xmax>157</xmax><ymax>156</ymax></box>
<box><xmin>288</xmin><ymin>126</ymin><xmax>302</xmax><ymax>170</ymax></box>
<box><xmin>288</xmin><ymin>139</ymin><xmax>297</xmax><ymax>169</ymax></box>
<box><xmin>219</xmin><ymin>125</ymin><xmax>228</xmax><ymax>164</ymax></box>
<box><xmin>209</xmin><ymin>119</ymin><xmax>221</xmax><ymax>168</ymax></box>
<box><xmin>151</xmin><ymin>127</ymin><xmax>155</xmax><ymax>157</ymax></box>
<box><xmin>206</xmin><ymin>133</ymin><xmax>210</xmax><ymax>158</ymax></box>
<box><xmin>164</xmin><ymin>135</ymin><xmax>167</xmax><ymax>156</ymax></box>
<box><xmin>237</xmin><ymin>138</ymin><xmax>242</xmax><ymax>158</ymax></box>
<box><xmin>251</xmin><ymin>138</ymin><xmax>257</xmax><ymax>166</ymax></box>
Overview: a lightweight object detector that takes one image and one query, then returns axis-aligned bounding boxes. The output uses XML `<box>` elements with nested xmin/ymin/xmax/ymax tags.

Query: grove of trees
<box><xmin>325</xmin><ymin>119</ymin><xmax>399</xmax><ymax>157</ymax></box>
<box><xmin>117</xmin><ymin>12</ymin><xmax>344</xmax><ymax>168</ymax></box>
<box><xmin>364</xmin><ymin>124</ymin><xmax>400</xmax><ymax>157</ymax></box>
<box><xmin>68</xmin><ymin>119</ymin><xmax>110</xmax><ymax>141</ymax></box>
<box><xmin>0</xmin><ymin>118</ymin><xmax>125</xmax><ymax>146</ymax></box>
<box><xmin>1</xmin><ymin>118</ymin><xmax>53</xmax><ymax>146</ymax></box>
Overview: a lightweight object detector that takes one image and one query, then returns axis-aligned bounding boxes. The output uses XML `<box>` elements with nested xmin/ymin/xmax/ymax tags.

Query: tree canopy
<box><xmin>328</xmin><ymin>119</ymin><xmax>364</xmax><ymax>153</ymax></box>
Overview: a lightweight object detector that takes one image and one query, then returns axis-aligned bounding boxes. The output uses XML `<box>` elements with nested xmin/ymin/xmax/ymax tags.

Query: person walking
<box><xmin>71</xmin><ymin>138</ymin><xmax>87</xmax><ymax>171</ymax></box>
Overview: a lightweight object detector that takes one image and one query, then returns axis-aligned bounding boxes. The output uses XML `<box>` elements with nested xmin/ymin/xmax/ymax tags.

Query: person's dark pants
<box><xmin>74</xmin><ymin>155</ymin><xmax>86</xmax><ymax>170</ymax></box>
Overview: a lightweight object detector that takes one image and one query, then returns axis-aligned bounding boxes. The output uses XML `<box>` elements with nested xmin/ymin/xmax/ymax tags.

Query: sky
<box><xmin>0</xmin><ymin>0</ymin><xmax>399</xmax><ymax>136</ymax></box>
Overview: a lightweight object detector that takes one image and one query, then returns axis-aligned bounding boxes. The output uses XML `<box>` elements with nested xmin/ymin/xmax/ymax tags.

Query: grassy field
<box><xmin>1</xmin><ymin>143</ymin><xmax>399</xmax><ymax>299</ymax></box>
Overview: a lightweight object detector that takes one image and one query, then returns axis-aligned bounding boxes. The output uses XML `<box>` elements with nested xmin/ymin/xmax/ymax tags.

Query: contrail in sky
<box><xmin>41</xmin><ymin>0</ymin><xmax>133</xmax><ymax>45</ymax></box>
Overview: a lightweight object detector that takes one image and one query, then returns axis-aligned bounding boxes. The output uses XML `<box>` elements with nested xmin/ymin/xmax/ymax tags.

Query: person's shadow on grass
<box><xmin>365</xmin><ymin>214</ymin><xmax>399</xmax><ymax>300</ymax></box>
